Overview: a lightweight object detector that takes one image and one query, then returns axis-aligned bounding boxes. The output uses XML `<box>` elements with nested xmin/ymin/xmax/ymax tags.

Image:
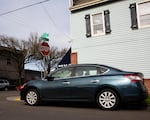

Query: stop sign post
<box><xmin>39</xmin><ymin>41</ymin><xmax>50</xmax><ymax>57</ymax></box>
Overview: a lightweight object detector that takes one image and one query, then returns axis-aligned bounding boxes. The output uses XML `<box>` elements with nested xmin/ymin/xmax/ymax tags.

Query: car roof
<box><xmin>57</xmin><ymin>64</ymin><xmax>123</xmax><ymax>72</ymax></box>
<box><xmin>62</xmin><ymin>64</ymin><xmax>106</xmax><ymax>67</ymax></box>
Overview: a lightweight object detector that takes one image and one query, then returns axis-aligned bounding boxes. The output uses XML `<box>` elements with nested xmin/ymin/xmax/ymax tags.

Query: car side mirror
<box><xmin>45</xmin><ymin>76</ymin><xmax>54</xmax><ymax>81</ymax></box>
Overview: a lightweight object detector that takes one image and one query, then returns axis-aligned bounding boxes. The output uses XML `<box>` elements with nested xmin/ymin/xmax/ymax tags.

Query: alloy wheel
<box><xmin>97</xmin><ymin>89</ymin><xmax>119</xmax><ymax>110</ymax></box>
<box><xmin>26</xmin><ymin>90</ymin><xmax>39</xmax><ymax>106</ymax></box>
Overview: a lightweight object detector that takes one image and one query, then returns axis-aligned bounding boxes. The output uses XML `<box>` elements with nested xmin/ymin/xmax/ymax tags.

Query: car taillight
<box><xmin>125</xmin><ymin>74</ymin><xmax>143</xmax><ymax>83</ymax></box>
<box><xmin>20</xmin><ymin>83</ymin><xmax>27</xmax><ymax>90</ymax></box>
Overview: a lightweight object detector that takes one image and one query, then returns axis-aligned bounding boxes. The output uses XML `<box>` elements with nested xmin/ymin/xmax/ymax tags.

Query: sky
<box><xmin>0</xmin><ymin>0</ymin><xmax>71</xmax><ymax>49</ymax></box>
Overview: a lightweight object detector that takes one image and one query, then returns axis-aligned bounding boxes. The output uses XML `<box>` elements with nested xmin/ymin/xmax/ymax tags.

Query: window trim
<box><xmin>137</xmin><ymin>0</ymin><xmax>150</xmax><ymax>28</ymax></box>
<box><xmin>90</xmin><ymin>12</ymin><xmax>106</xmax><ymax>37</ymax></box>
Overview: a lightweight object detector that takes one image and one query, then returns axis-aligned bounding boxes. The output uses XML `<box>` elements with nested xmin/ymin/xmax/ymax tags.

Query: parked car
<box><xmin>0</xmin><ymin>79</ymin><xmax>10</xmax><ymax>91</ymax></box>
<box><xmin>20</xmin><ymin>64</ymin><xmax>148</xmax><ymax>110</ymax></box>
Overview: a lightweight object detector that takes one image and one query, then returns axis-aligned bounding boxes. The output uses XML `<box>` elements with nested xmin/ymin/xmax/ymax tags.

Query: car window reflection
<box><xmin>74</xmin><ymin>66</ymin><xmax>108</xmax><ymax>77</ymax></box>
<box><xmin>51</xmin><ymin>68</ymin><xmax>73</xmax><ymax>80</ymax></box>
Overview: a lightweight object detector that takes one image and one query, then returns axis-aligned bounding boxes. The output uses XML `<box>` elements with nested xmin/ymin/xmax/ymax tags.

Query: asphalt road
<box><xmin>0</xmin><ymin>91</ymin><xmax>150</xmax><ymax>120</ymax></box>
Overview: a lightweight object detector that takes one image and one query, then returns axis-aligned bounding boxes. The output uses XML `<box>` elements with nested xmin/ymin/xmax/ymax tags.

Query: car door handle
<box><xmin>62</xmin><ymin>81</ymin><xmax>70</xmax><ymax>85</ymax></box>
<box><xmin>90</xmin><ymin>79</ymin><xmax>100</xmax><ymax>83</ymax></box>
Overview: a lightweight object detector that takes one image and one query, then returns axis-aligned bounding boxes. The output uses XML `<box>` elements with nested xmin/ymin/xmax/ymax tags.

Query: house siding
<box><xmin>70</xmin><ymin>0</ymin><xmax>150</xmax><ymax>78</ymax></box>
<box><xmin>0</xmin><ymin>56</ymin><xmax>19</xmax><ymax>80</ymax></box>
<box><xmin>0</xmin><ymin>47</ymin><xmax>21</xmax><ymax>87</ymax></box>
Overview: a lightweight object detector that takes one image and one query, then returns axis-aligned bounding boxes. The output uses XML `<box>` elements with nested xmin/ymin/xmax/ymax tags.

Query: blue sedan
<box><xmin>20</xmin><ymin>64</ymin><xmax>148</xmax><ymax>110</ymax></box>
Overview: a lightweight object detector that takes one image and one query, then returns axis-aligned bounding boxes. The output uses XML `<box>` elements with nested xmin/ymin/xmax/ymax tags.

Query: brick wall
<box><xmin>144</xmin><ymin>79</ymin><xmax>150</xmax><ymax>95</ymax></box>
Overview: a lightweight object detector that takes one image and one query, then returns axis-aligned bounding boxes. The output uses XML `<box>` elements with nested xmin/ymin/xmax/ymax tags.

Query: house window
<box><xmin>137</xmin><ymin>1</ymin><xmax>150</xmax><ymax>28</ymax></box>
<box><xmin>85</xmin><ymin>10</ymin><xmax>111</xmax><ymax>38</ymax></box>
<box><xmin>7</xmin><ymin>58</ymin><xmax>11</xmax><ymax>65</ymax></box>
<box><xmin>91</xmin><ymin>13</ymin><xmax>105</xmax><ymax>36</ymax></box>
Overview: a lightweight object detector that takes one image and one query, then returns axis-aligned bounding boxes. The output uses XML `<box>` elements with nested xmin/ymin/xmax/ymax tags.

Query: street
<box><xmin>0</xmin><ymin>91</ymin><xmax>150</xmax><ymax>120</ymax></box>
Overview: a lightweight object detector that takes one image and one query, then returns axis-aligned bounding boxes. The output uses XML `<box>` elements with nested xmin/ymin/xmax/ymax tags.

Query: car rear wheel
<box><xmin>25</xmin><ymin>89</ymin><xmax>40</xmax><ymax>106</ymax></box>
<box><xmin>96</xmin><ymin>89</ymin><xmax>119</xmax><ymax>110</ymax></box>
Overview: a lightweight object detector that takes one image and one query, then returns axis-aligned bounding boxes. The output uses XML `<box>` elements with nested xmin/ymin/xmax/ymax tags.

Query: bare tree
<box><xmin>26</xmin><ymin>33</ymin><xmax>68</xmax><ymax>76</ymax></box>
<box><xmin>25</xmin><ymin>32</ymin><xmax>42</xmax><ymax>62</ymax></box>
<box><xmin>0</xmin><ymin>33</ymin><xmax>68</xmax><ymax>80</ymax></box>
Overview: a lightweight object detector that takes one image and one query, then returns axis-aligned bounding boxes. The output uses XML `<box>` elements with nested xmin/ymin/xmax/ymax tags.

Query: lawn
<box><xmin>145</xmin><ymin>96</ymin><xmax>150</xmax><ymax>105</ymax></box>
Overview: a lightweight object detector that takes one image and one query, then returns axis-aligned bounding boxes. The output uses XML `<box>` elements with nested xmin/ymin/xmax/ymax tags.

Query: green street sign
<box><xmin>40</xmin><ymin>33</ymin><xmax>49</xmax><ymax>41</ymax></box>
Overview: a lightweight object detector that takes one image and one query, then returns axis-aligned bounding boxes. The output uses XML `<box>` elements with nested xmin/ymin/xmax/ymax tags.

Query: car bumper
<box><xmin>20</xmin><ymin>89</ymin><xmax>26</xmax><ymax>100</ymax></box>
<box><xmin>121</xmin><ymin>91</ymin><xmax>148</xmax><ymax>103</ymax></box>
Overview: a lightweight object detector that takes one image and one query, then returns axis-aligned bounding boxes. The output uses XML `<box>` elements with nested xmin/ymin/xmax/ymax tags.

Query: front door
<box><xmin>42</xmin><ymin>67</ymin><xmax>74</xmax><ymax>100</ymax></box>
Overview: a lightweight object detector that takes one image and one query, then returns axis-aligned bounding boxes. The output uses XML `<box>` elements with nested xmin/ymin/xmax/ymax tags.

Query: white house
<box><xmin>69</xmin><ymin>0</ymin><xmax>150</xmax><ymax>79</ymax></box>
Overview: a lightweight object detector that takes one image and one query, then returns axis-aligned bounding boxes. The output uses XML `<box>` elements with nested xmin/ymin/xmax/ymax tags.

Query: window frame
<box><xmin>90</xmin><ymin>12</ymin><xmax>106</xmax><ymax>37</ymax></box>
<box><xmin>137</xmin><ymin>0</ymin><xmax>150</xmax><ymax>28</ymax></box>
<box><xmin>7</xmin><ymin>58</ymin><xmax>11</xmax><ymax>65</ymax></box>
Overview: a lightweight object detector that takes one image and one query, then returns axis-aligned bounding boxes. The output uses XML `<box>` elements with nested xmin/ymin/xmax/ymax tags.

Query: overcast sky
<box><xmin>0</xmin><ymin>0</ymin><xmax>71</xmax><ymax>49</ymax></box>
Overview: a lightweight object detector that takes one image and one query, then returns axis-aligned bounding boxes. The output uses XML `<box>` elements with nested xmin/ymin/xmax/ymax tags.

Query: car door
<box><xmin>42</xmin><ymin>67</ymin><xmax>74</xmax><ymax>100</ymax></box>
<box><xmin>70</xmin><ymin>66</ymin><xmax>105</xmax><ymax>100</ymax></box>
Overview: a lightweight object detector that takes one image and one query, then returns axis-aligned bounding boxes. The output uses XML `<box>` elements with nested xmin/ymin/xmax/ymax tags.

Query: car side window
<box><xmin>96</xmin><ymin>66</ymin><xmax>108</xmax><ymax>74</ymax></box>
<box><xmin>74</xmin><ymin>66</ymin><xmax>108</xmax><ymax>77</ymax></box>
<box><xmin>51</xmin><ymin>68</ymin><xmax>73</xmax><ymax>80</ymax></box>
<box><xmin>74</xmin><ymin>66</ymin><xmax>97</xmax><ymax>77</ymax></box>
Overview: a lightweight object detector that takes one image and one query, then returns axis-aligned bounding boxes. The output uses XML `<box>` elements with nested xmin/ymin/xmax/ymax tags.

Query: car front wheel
<box><xmin>25</xmin><ymin>89</ymin><xmax>40</xmax><ymax>106</ymax></box>
<box><xmin>96</xmin><ymin>89</ymin><xmax>119</xmax><ymax>110</ymax></box>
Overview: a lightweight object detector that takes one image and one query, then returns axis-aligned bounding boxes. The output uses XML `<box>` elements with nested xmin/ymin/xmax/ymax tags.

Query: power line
<box><xmin>0</xmin><ymin>0</ymin><xmax>51</xmax><ymax>16</ymax></box>
<box><xmin>40</xmin><ymin>3</ymin><xmax>73</xmax><ymax>43</ymax></box>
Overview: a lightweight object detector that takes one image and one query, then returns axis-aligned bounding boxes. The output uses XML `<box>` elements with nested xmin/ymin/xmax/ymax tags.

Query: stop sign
<box><xmin>39</xmin><ymin>41</ymin><xmax>50</xmax><ymax>56</ymax></box>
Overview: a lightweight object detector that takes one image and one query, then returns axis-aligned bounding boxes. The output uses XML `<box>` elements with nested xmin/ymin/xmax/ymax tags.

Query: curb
<box><xmin>6</xmin><ymin>96</ymin><xmax>21</xmax><ymax>101</ymax></box>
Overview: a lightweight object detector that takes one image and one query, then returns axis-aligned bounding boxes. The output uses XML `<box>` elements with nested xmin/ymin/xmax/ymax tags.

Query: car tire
<box><xmin>25</xmin><ymin>89</ymin><xmax>40</xmax><ymax>106</ymax></box>
<box><xmin>96</xmin><ymin>89</ymin><xmax>120</xmax><ymax>110</ymax></box>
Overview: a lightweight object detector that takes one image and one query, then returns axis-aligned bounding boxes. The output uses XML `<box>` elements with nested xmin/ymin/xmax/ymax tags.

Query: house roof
<box><xmin>73</xmin><ymin>0</ymin><xmax>102</xmax><ymax>6</ymax></box>
<box><xmin>0</xmin><ymin>46</ymin><xmax>22</xmax><ymax>58</ymax></box>
<box><xmin>70</xmin><ymin>0</ymin><xmax>110</xmax><ymax>12</ymax></box>
<box><xmin>24</xmin><ymin>60</ymin><xmax>44</xmax><ymax>72</ymax></box>
<box><xmin>73</xmin><ymin>0</ymin><xmax>95</xmax><ymax>5</ymax></box>
<box><xmin>70</xmin><ymin>0</ymin><xmax>120</xmax><ymax>12</ymax></box>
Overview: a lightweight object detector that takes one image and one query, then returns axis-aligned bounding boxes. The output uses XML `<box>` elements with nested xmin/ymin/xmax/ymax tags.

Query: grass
<box><xmin>145</xmin><ymin>96</ymin><xmax>150</xmax><ymax>105</ymax></box>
